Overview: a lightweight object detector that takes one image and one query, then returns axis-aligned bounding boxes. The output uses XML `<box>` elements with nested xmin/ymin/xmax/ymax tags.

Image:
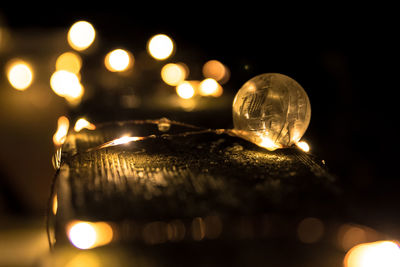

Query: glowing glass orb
<box><xmin>104</xmin><ymin>49</ymin><xmax>133</xmax><ymax>72</ymax></box>
<box><xmin>232</xmin><ymin>73</ymin><xmax>311</xmax><ymax>151</ymax></box>
<box><xmin>56</xmin><ymin>52</ymin><xmax>82</xmax><ymax>74</ymax></box>
<box><xmin>68</xmin><ymin>222</ymin><xmax>97</xmax><ymax>249</ymax></box>
<box><xmin>147</xmin><ymin>34</ymin><xmax>174</xmax><ymax>60</ymax></box>
<box><xmin>68</xmin><ymin>21</ymin><xmax>96</xmax><ymax>51</ymax></box>
<box><xmin>176</xmin><ymin>82</ymin><xmax>195</xmax><ymax>99</ymax></box>
<box><xmin>7</xmin><ymin>60</ymin><xmax>33</xmax><ymax>90</ymax></box>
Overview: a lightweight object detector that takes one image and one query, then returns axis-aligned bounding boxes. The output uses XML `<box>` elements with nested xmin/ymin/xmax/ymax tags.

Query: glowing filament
<box><xmin>296</xmin><ymin>141</ymin><xmax>310</xmax><ymax>152</ymax></box>
<box><xmin>68</xmin><ymin>21</ymin><xmax>96</xmax><ymax>51</ymax></box>
<box><xmin>7</xmin><ymin>60</ymin><xmax>33</xmax><ymax>90</ymax></box>
<box><xmin>67</xmin><ymin>221</ymin><xmax>113</xmax><ymax>249</ymax></box>
<box><xmin>53</xmin><ymin>116</ymin><xmax>70</xmax><ymax>146</ymax></box>
<box><xmin>74</xmin><ymin>118</ymin><xmax>96</xmax><ymax>132</ymax></box>
<box><xmin>104</xmin><ymin>49</ymin><xmax>133</xmax><ymax>72</ymax></box>
<box><xmin>147</xmin><ymin>34</ymin><xmax>174</xmax><ymax>60</ymax></box>
<box><xmin>98</xmin><ymin>136</ymin><xmax>144</xmax><ymax>149</ymax></box>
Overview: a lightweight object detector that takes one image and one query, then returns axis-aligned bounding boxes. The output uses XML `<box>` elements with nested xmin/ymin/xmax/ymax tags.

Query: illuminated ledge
<box><xmin>49</xmin><ymin>123</ymin><xmax>342</xmax><ymax>265</ymax></box>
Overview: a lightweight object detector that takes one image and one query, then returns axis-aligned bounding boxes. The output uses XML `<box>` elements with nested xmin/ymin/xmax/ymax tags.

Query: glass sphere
<box><xmin>232</xmin><ymin>73</ymin><xmax>311</xmax><ymax>150</ymax></box>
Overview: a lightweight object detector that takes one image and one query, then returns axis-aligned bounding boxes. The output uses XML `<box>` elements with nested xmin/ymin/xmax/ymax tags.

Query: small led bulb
<box><xmin>232</xmin><ymin>73</ymin><xmax>311</xmax><ymax>151</ymax></box>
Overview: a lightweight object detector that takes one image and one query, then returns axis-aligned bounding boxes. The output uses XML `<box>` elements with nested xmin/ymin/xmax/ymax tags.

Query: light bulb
<box><xmin>232</xmin><ymin>73</ymin><xmax>311</xmax><ymax>151</ymax></box>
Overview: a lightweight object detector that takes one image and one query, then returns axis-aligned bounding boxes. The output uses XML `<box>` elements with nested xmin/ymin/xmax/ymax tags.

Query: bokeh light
<box><xmin>202</xmin><ymin>59</ymin><xmax>230</xmax><ymax>84</ymax></box>
<box><xmin>199</xmin><ymin>78</ymin><xmax>223</xmax><ymax>97</ymax></box>
<box><xmin>50</xmin><ymin>70</ymin><xmax>84</xmax><ymax>102</ymax></box>
<box><xmin>147</xmin><ymin>34</ymin><xmax>174</xmax><ymax>60</ymax></box>
<box><xmin>68</xmin><ymin>21</ymin><xmax>96</xmax><ymax>51</ymax></box>
<box><xmin>104</xmin><ymin>49</ymin><xmax>133</xmax><ymax>72</ymax></box>
<box><xmin>297</xmin><ymin>217</ymin><xmax>324</xmax><ymax>244</ymax></box>
<box><xmin>6</xmin><ymin>59</ymin><xmax>33</xmax><ymax>90</ymax></box>
<box><xmin>161</xmin><ymin>63</ymin><xmax>187</xmax><ymax>86</ymax></box>
<box><xmin>55</xmin><ymin>51</ymin><xmax>82</xmax><ymax>74</ymax></box>
<box><xmin>67</xmin><ymin>221</ymin><xmax>113</xmax><ymax>250</ymax></box>
<box><xmin>53</xmin><ymin>116</ymin><xmax>70</xmax><ymax>146</ymax></box>
<box><xmin>176</xmin><ymin>81</ymin><xmax>195</xmax><ymax>99</ymax></box>
<box><xmin>344</xmin><ymin>241</ymin><xmax>400</xmax><ymax>267</ymax></box>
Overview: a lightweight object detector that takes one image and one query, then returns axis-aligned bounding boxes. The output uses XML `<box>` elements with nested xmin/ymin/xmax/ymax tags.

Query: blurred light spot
<box><xmin>53</xmin><ymin>116</ymin><xmax>70</xmax><ymax>146</ymax></box>
<box><xmin>204</xmin><ymin>215</ymin><xmax>223</xmax><ymax>239</ymax></box>
<box><xmin>199</xmin><ymin>78</ymin><xmax>223</xmax><ymax>97</ymax></box>
<box><xmin>176</xmin><ymin>81</ymin><xmax>195</xmax><ymax>99</ymax></box>
<box><xmin>67</xmin><ymin>221</ymin><xmax>113</xmax><ymax>249</ymax></box>
<box><xmin>65</xmin><ymin>252</ymin><xmax>101</xmax><ymax>267</ymax></box>
<box><xmin>50</xmin><ymin>70</ymin><xmax>84</xmax><ymax>102</ymax></box>
<box><xmin>147</xmin><ymin>34</ymin><xmax>174</xmax><ymax>60</ymax></box>
<box><xmin>339</xmin><ymin>224</ymin><xmax>369</xmax><ymax>251</ymax></box>
<box><xmin>52</xmin><ymin>194</ymin><xmax>58</xmax><ymax>215</ymax></box>
<box><xmin>68</xmin><ymin>21</ymin><xmax>96</xmax><ymax>51</ymax></box>
<box><xmin>74</xmin><ymin>118</ymin><xmax>96</xmax><ymax>132</ymax></box>
<box><xmin>191</xmin><ymin>217</ymin><xmax>205</xmax><ymax>241</ymax></box>
<box><xmin>55</xmin><ymin>52</ymin><xmax>82</xmax><ymax>74</ymax></box>
<box><xmin>344</xmin><ymin>241</ymin><xmax>400</xmax><ymax>267</ymax></box>
<box><xmin>296</xmin><ymin>140</ymin><xmax>310</xmax><ymax>152</ymax></box>
<box><xmin>143</xmin><ymin>221</ymin><xmax>168</xmax><ymax>244</ymax></box>
<box><xmin>166</xmin><ymin>220</ymin><xmax>186</xmax><ymax>241</ymax></box>
<box><xmin>202</xmin><ymin>60</ymin><xmax>230</xmax><ymax>84</ymax></box>
<box><xmin>297</xmin><ymin>217</ymin><xmax>324</xmax><ymax>244</ymax></box>
<box><xmin>161</xmin><ymin>63</ymin><xmax>187</xmax><ymax>86</ymax></box>
<box><xmin>104</xmin><ymin>49</ymin><xmax>133</xmax><ymax>72</ymax></box>
<box><xmin>6</xmin><ymin>59</ymin><xmax>33</xmax><ymax>90</ymax></box>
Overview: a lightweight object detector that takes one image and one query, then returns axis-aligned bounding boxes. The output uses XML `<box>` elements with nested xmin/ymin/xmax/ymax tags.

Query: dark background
<box><xmin>0</xmin><ymin>5</ymin><xmax>398</xmax><ymax>231</ymax></box>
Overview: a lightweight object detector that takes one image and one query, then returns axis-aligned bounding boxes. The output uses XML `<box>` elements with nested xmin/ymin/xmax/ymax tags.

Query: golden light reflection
<box><xmin>344</xmin><ymin>241</ymin><xmax>400</xmax><ymax>267</ymax></box>
<box><xmin>202</xmin><ymin>59</ymin><xmax>230</xmax><ymax>84</ymax></box>
<box><xmin>53</xmin><ymin>116</ymin><xmax>70</xmax><ymax>146</ymax></box>
<box><xmin>50</xmin><ymin>70</ymin><xmax>84</xmax><ymax>102</ymax></box>
<box><xmin>191</xmin><ymin>217</ymin><xmax>206</xmax><ymax>241</ymax></box>
<box><xmin>259</xmin><ymin>136</ymin><xmax>282</xmax><ymax>151</ymax></box>
<box><xmin>161</xmin><ymin>63</ymin><xmax>187</xmax><ymax>86</ymax></box>
<box><xmin>166</xmin><ymin>220</ymin><xmax>186</xmax><ymax>241</ymax></box>
<box><xmin>199</xmin><ymin>78</ymin><xmax>223</xmax><ymax>97</ymax></box>
<box><xmin>176</xmin><ymin>81</ymin><xmax>195</xmax><ymax>99</ymax></box>
<box><xmin>104</xmin><ymin>49</ymin><xmax>133</xmax><ymax>72</ymax></box>
<box><xmin>74</xmin><ymin>118</ymin><xmax>96</xmax><ymax>132</ymax></box>
<box><xmin>68</xmin><ymin>21</ymin><xmax>96</xmax><ymax>51</ymax></box>
<box><xmin>67</xmin><ymin>221</ymin><xmax>113</xmax><ymax>249</ymax></box>
<box><xmin>147</xmin><ymin>34</ymin><xmax>174</xmax><ymax>60</ymax></box>
<box><xmin>65</xmin><ymin>252</ymin><xmax>101</xmax><ymax>267</ymax></box>
<box><xmin>6</xmin><ymin>59</ymin><xmax>33</xmax><ymax>90</ymax></box>
<box><xmin>52</xmin><ymin>194</ymin><xmax>58</xmax><ymax>215</ymax></box>
<box><xmin>297</xmin><ymin>217</ymin><xmax>324</xmax><ymax>244</ymax></box>
<box><xmin>296</xmin><ymin>140</ymin><xmax>310</xmax><ymax>152</ymax></box>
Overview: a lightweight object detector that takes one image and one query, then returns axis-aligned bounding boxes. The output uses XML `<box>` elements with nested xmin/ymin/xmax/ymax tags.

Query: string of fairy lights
<box><xmin>5</xmin><ymin>20</ymin><xmax>398</xmax><ymax>266</ymax></box>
